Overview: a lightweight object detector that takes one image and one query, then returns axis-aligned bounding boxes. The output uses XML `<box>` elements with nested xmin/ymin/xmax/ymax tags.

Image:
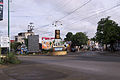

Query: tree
<box><xmin>71</xmin><ymin>32</ymin><xmax>88</xmax><ymax>47</ymax></box>
<box><xmin>96</xmin><ymin>16</ymin><xmax>120</xmax><ymax>51</ymax></box>
<box><xmin>64</xmin><ymin>32</ymin><xmax>73</xmax><ymax>41</ymax></box>
<box><xmin>24</xmin><ymin>38</ymin><xmax>28</xmax><ymax>48</ymax></box>
<box><xmin>11</xmin><ymin>42</ymin><xmax>22</xmax><ymax>52</ymax></box>
<box><xmin>91</xmin><ymin>37</ymin><xmax>96</xmax><ymax>43</ymax></box>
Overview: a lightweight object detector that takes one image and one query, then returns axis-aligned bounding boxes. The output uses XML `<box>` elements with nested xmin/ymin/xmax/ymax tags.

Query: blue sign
<box><xmin>54</xmin><ymin>47</ymin><xmax>63</xmax><ymax>51</ymax></box>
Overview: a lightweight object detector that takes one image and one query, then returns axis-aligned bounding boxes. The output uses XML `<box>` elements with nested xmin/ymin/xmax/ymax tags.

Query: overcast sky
<box><xmin>1</xmin><ymin>0</ymin><xmax>120</xmax><ymax>39</ymax></box>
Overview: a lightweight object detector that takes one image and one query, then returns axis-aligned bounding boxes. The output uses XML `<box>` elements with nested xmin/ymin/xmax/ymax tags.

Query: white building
<box><xmin>15</xmin><ymin>31</ymin><xmax>34</xmax><ymax>44</ymax></box>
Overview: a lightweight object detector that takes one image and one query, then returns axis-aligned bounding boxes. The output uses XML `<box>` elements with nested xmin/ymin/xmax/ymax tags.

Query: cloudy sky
<box><xmin>1</xmin><ymin>0</ymin><xmax>120</xmax><ymax>39</ymax></box>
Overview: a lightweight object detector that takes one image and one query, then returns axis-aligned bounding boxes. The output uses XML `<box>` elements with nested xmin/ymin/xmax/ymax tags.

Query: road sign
<box><xmin>0</xmin><ymin>36</ymin><xmax>9</xmax><ymax>42</ymax></box>
<box><xmin>0</xmin><ymin>36</ymin><xmax>10</xmax><ymax>48</ymax></box>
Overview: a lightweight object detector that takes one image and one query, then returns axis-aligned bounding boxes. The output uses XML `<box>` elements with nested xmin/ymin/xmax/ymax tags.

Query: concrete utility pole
<box><xmin>8</xmin><ymin>0</ymin><xmax>10</xmax><ymax>52</ymax></box>
<box><xmin>0</xmin><ymin>0</ymin><xmax>3</xmax><ymax>62</ymax></box>
<box><xmin>8</xmin><ymin>0</ymin><xmax>10</xmax><ymax>37</ymax></box>
<box><xmin>0</xmin><ymin>46</ymin><xmax>1</xmax><ymax>62</ymax></box>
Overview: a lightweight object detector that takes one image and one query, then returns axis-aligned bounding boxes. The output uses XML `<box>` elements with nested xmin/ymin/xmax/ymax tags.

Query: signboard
<box><xmin>54</xmin><ymin>47</ymin><xmax>63</xmax><ymax>51</ymax></box>
<box><xmin>55</xmin><ymin>30</ymin><xmax>60</xmax><ymax>39</ymax></box>
<box><xmin>42</xmin><ymin>37</ymin><xmax>55</xmax><ymax>50</ymax></box>
<box><xmin>0</xmin><ymin>0</ymin><xmax>3</xmax><ymax>21</ymax></box>
<box><xmin>0</xmin><ymin>36</ymin><xmax>10</xmax><ymax>48</ymax></box>
<box><xmin>1</xmin><ymin>43</ymin><xmax>9</xmax><ymax>48</ymax></box>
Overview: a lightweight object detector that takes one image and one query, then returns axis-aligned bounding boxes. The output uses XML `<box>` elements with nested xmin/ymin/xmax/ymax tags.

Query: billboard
<box><xmin>42</xmin><ymin>37</ymin><xmax>55</xmax><ymax>50</ymax></box>
<box><xmin>0</xmin><ymin>0</ymin><xmax>3</xmax><ymax>21</ymax></box>
<box><xmin>55</xmin><ymin>30</ymin><xmax>60</xmax><ymax>39</ymax></box>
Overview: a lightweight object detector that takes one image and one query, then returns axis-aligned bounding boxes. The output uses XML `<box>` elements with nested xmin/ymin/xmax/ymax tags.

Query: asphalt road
<box><xmin>2</xmin><ymin>52</ymin><xmax>120</xmax><ymax>80</ymax></box>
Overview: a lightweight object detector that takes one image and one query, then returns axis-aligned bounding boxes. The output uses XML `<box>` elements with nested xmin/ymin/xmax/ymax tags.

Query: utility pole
<box><xmin>8</xmin><ymin>0</ymin><xmax>10</xmax><ymax>52</ymax></box>
<box><xmin>0</xmin><ymin>0</ymin><xmax>3</xmax><ymax>62</ymax></box>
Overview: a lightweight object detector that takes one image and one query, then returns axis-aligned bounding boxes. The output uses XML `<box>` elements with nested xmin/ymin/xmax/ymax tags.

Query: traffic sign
<box><xmin>0</xmin><ymin>36</ymin><xmax>10</xmax><ymax>48</ymax></box>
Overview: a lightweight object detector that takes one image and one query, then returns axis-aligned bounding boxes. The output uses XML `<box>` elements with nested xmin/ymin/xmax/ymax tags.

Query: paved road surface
<box><xmin>1</xmin><ymin>52</ymin><xmax>120</xmax><ymax>80</ymax></box>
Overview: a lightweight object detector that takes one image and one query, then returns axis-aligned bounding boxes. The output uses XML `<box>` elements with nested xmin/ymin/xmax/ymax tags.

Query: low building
<box><xmin>15</xmin><ymin>31</ymin><xmax>34</xmax><ymax>44</ymax></box>
<box><xmin>15</xmin><ymin>23</ymin><xmax>35</xmax><ymax>44</ymax></box>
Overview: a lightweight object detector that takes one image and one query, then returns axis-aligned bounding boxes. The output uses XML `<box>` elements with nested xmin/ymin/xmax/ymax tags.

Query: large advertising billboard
<box><xmin>0</xmin><ymin>0</ymin><xmax>3</xmax><ymax>21</ymax></box>
<box><xmin>42</xmin><ymin>37</ymin><xmax>55</xmax><ymax>50</ymax></box>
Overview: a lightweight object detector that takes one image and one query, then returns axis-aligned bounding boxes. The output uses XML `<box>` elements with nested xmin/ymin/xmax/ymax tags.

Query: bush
<box><xmin>0</xmin><ymin>53</ymin><xmax>21</xmax><ymax>64</ymax></box>
<box><xmin>0</xmin><ymin>58</ymin><xmax>6</xmax><ymax>64</ymax></box>
<box><xmin>7</xmin><ymin>53</ymin><xmax>21</xmax><ymax>64</ymax></box>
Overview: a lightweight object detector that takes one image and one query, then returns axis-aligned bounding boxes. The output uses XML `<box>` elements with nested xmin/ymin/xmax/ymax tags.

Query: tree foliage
<box><xmin>91</xmin><ymin>37</ymin><xmax>96</xmax><ymax>42</ymax></box>
<box><xmin>24</xmin><ymin>38</ymin><xmax>28</xmax><ymax>48</ymax></box>
<box><xmin>96</xmin><ymin>16</ymin><xmax>120</xmax><ymax>50</ymax></box>
<box><xmin>11</xmin><ymin>42</ymin><xmax>22</xmax><ymax>51</ymax></box>
<box><xmin>64</xmin><ymin>32</ymin><xmax>88</xmax><ymax>47</ymax></box>
<box><xmin>71</xmin><ymin>32</ymin><xmax>88</xmax><ymax>46</ymax></box>
<box><xmin>64</xmin><ymin>32</ymin><xmax>73</xmax><ymax>41</ymax></box>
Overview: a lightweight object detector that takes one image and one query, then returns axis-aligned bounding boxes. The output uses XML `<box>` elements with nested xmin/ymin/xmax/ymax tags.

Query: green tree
<box><xmin>64</xmin><ymin>32</ymin><xmax>73</xmax><ymax>41</ymax></box>
<box><xmin>91</xmin><ymin>37</ymin><xmax>96</xmax><ymax>43</ymax></box>
<box><xmin>96</xmin><ymin>16</ymin><xmax>120</xmax><ymax>51</ymax></box>
<box><xmin>24</xmin><ymin>38</ymin><xmax>28</xmax><ymax>48</ymax></box>
<box><xmin>71</xmin><ymin>32</ymin><xmax>88</xmax><ymax>47</ymax></box>
<box><xmin>11</xmin><ymin>42</ymin><xmax>22</xmax><ymax>52</ymax></box>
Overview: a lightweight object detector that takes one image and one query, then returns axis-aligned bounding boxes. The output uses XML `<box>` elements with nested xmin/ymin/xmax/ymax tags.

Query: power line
<box><xmin>58</xmin><ymin>0</ymin><xmax>92</xmax><ymax>21</ymax></box>
<box><xmin>34</xmin><ymin>0</ymin><xmax>92</xmax><ymax>34</ymax></box>
<box><xmin>41</xmin><ymin>0</ymin><xmax>92</xmax><ymax>30</ymax></box>
<box><xmin>66</xmin><ymin>3</ymin><xmax>120</xmax><ymax>26</ymax></box>
<box><xmin>11</xmin><ymin>0</ymin><xmax>92</xmax><ymax>30</ymax></box>
<box><xmin>56</xmin><ymin>0</ymin><xmax>73</xmax><ymax>9</ymax></box>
